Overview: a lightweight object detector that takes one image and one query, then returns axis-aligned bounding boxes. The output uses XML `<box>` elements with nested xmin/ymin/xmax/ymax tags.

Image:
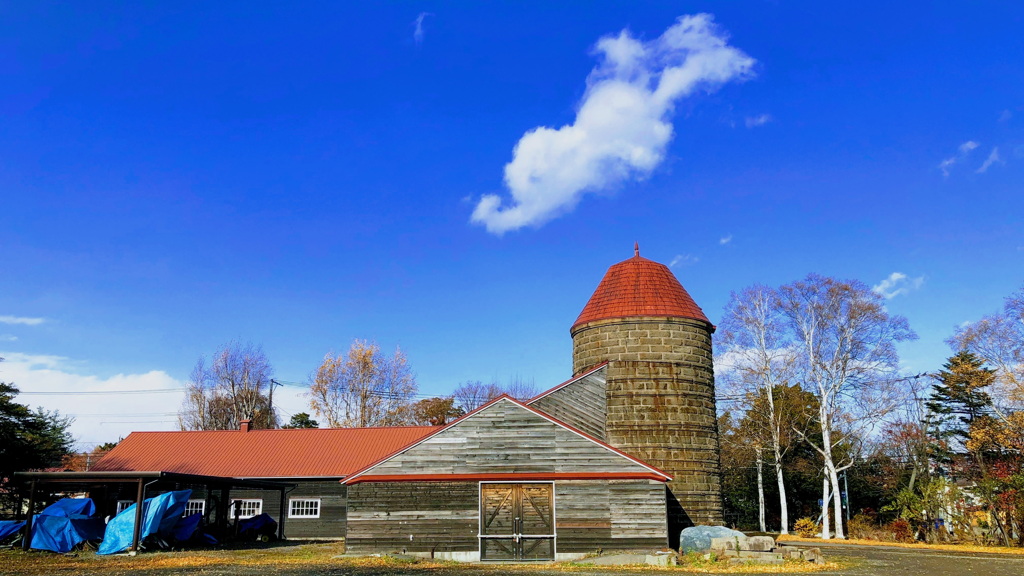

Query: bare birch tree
<box><xmin>308</xmin><ymin>340</ymin><xmax>418</xmax><ymax>427</ymax></box>
<box><xmin>179</xmin><ymin>342</ymin><xmax>277</xmax><ymax>430</ymax></box>
<box><xmin>777</xmin><ymin>275</ymin><xmax>916</xmax><ymax>539</ymax></box>
<box><xmin>717</xmin><ymin>284</ymin><xmax>797</xmax><ymax>534</ymax></box>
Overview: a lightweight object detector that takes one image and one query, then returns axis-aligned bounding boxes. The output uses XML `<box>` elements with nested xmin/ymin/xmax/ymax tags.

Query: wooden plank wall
<box><xmin>528</xmin><ymin>367</ymin><xmax>607</xmax><ymax>441</ymax></box>
<box><xmin>346</xmin><ymin>479</ymin><xmax>666</xmax><ymax>556</ymax></box>
<box><xmin>169</xmin><ymin>480</ymin><xmax>347</xmax><ymax>539</ymax></box>
<box><xmin>556</xmin><ymin>480</ymin><xmax>667</xmax><ymax>553</ymax></box>
<box><xmin>346</xmin><ymin>481</ymin><xmax>479</xmax><ymax>554</ymax></box>
<box><xmin>360</xmin><ymin>399</ymin><xmax>652</xmax><ymax>476</ymax></box>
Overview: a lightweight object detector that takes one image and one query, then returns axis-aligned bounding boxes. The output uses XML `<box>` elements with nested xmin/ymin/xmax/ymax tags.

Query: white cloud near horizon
<box><xmin>938</xmin><ymin>140</ymin><xmax>979</xmax><ymax>177</ymax></box>
<box><xmin>413</xmin><ymin>12</ymin><xmax>432</xmax><ymax>46</ymax></box>
<box><xmin>744</xmin><ymin>114</ymin><xmax>771</xmax><ymax>128</ymax></box>
<box><xmin>872</xmin><ymin>272</ymin><xmax>925</xmax><ymax>300</ymax></box>
<box><xmin>976</xmin><ymin>147</ymin><xmax>1003</xmax><ymax>173</ymax></box>
<box><xmin>471</xmin><ymin>14</ymin><xmax>755</xmax><ymax>234</ymax></box>
<box><xmin>0</xmin><ymin>351</ymin><xmax>186</xmax><ymax>449</ymax></box>
<box><xmin>0</xmin><ymin>315</ymin><xmax>46</xmax><ymax>326</ymax></box>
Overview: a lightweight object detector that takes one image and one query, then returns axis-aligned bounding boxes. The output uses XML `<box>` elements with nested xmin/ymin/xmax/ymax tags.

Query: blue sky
<box><xmin>1</xmin><ymin>2</ymin><xmax>1021</xmax><ymax>447</ymax></box>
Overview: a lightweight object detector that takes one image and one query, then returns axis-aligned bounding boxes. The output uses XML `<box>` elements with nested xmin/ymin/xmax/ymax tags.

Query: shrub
<box><xmin>848</xmin><ymin>513</ymin><xmax>888</xmax><ymax>540</ymax></box>
<box><xmin>888</xmin><ymin>518</ymin><xmax>913</xmax><ymax>542</ymax></box>
<box><xmin>794</xmin><ymin>517</ymin><xmax>819</xmax><ymax>538</ymax></box>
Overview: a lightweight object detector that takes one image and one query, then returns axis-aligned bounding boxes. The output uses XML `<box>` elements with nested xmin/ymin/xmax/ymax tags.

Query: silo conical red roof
<box><xmin>572</xmin><ymin>248</ymin><xmax>711</xmax><ymax>332</ymax></box>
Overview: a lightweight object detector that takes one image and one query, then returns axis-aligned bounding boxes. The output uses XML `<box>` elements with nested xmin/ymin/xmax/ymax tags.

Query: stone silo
<box><xmin>571</xmin><ymin>245</ymin><xmax>723</xmax><ymax>542</ymax></box>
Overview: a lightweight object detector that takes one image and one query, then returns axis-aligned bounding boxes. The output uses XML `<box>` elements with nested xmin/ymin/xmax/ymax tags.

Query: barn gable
<box><xmin>344</xmin><ymin>395</ymin><xmax>668</xmax><ymax>484</ymax></box>
<box><xmin>527</xmin><ymin>363</ymin><xmax>607</xmax><ymax>441</ymax></box>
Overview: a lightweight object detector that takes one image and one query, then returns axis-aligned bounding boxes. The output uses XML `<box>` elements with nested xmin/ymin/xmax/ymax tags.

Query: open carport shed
<box><xmin>14</xmin><ymin>471</ymin><xmax>295</xmax><ymax>553</ymax></box>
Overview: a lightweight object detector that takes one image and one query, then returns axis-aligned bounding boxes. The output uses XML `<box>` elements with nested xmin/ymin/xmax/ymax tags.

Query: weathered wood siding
<box><xmin>346</xmin><ymin>481</ymin><xmax>479</xmax><ymax>554</ymax></box>
<box><xmin>528</xmin><ymin>367</ymin><xmax>607</xmax><ymax>441</ymax></box>
<box><xmin>346</xmin><ymin>479</ymin><xmax>666</xmax><ymax>557</ymax></box>
<box><xmin>232</xmin><ymin>480</ymin><xmax>347</xmax><ymax>539</ymax></box>
<box><xmin>555</xmin><ymin>480</ymin><xmax>667</xmax><ymax>553</ymax></box>
<box><xmin>358</xmin><ymin>398</ymin><xmax>653</xmax><ymax>476</ymax></box>
<box><xmin>180</xmin><ymin>480</ymin><xmax>347</xmax><ymax>539</ymax></box>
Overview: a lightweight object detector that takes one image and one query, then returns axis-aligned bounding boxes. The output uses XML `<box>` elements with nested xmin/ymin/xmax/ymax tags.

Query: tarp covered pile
<box><xmin>1</xmin><ymin>491</ymin><xmax>213</xmax><ymax>554</ymax></box>
<box><xmin>98</xmin><ymin>490</ymin><xmax>194</xmax><ymax>554</ymax></box>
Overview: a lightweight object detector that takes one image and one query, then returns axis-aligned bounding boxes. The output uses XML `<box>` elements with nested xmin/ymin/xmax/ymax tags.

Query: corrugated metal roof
<box><xmin>572</xmin><ymin>251</ymin><xmax>710</xmax><ymax>331</ymax></box>
<box><xmin>92</xmin><ymin>426</ymin><xmax>439</xmax><ymax>478</ymax></box>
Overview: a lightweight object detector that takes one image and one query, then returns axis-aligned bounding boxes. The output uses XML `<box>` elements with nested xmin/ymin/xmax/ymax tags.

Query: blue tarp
<box><xmin>0</xmin><ymin>520</ymin><xmax>25</xmax><ymax>541</ymax></box>
<box><xmin>237</xmin><ymin>512</ymin><xmax>276</xmax><ymax>538</ymax></box>
<box><xmin>39</xmin><ymin>498</ymin><xmax>96</xmax><ymax>518</ymax></box>
<box><xmin>97</xmin><ymin>490</ymin><xmax>191</xmax><ymax>555</ymax></box>
<box><xmin>26</xmin><ymin>498</ymin><xmax>104</xmax><ymax>553</ymax></box>
<box><xmin>29</xmin><ymin>515</ymin><xmax>104</xmax><ymax>553</ymax></box>
<box><xmin>171</xmin><ymin>512</ymin><xmax>202</xmax><ymax>542</ymax></box>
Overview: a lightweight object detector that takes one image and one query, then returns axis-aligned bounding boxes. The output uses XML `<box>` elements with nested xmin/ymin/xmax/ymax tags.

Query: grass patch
<box><xmin>0</xmin><ymin>543</ymin><xmax>848</xmax><ymax>575</ymax></box>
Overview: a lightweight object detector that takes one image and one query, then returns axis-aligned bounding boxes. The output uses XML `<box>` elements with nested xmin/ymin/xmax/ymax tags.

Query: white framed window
<box><xmin>116</xmin><ymin>500</ymin><xmax>133</xmax><ymax>514</ymax></box>
<box><xmin>230</xmin><ymin>499</ymin><xmax>263</xmax><ymax>519</ymax></box>
<box><xmin>288</xmin><ymin>498</ymin><xmax>321</xmax><ymax>519</ymax></box>
<box><xmin>183</xmin><ymin>499</ymin><xmax>206</xmax><ymax>517</ymax></box>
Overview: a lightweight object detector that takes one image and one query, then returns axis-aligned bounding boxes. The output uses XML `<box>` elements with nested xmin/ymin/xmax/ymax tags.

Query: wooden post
<box><xmin>131</xmin><ymin>479</ymin><xmax>145</xmax><ymax>553</ymax></box>
<box><xmin>278</xmin><ymin>488</ymin><xmax>287</xmax><ymax>540</ymax></box>
<box><xmin>21</xmin><ymin>480</ymin><xmax>36</xmax><ymax>550</ymax></box>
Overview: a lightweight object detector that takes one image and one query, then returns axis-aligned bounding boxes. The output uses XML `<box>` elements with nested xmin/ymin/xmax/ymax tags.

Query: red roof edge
<box><xmin>341</xmin><ymin>394</ymin><xmax>671</xmax><ymax>485</ymax></box>
<box><xmin>346</xmin><ymin>472</ymin><xmax>669</xmax><ymax>485</ymax></box>
<box><xmin>526</xmin><ymin>362</ymin><xmax>608</xmax><ymax>404</ymax></box>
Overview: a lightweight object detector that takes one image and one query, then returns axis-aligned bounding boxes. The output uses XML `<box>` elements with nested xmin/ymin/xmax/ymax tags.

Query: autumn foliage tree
<box><xmin>308</xmin><ymin>340</ymin><xmax>418</xmax><ymax>427</ymax></box>
<box><xmin>411</xmin><ymin>397</ymin><xmax>464</xmax><ymax>426</ymax></box>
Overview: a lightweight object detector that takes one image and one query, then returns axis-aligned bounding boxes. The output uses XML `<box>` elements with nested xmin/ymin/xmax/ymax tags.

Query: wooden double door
<box><xmin>479</xmin><ymin>483</ymin><xmax>554</xmax><ymax>561</ymax></box>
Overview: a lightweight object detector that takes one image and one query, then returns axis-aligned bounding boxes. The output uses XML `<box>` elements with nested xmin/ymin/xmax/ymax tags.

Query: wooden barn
<box><xmin>23</xmin><ymin>248</ymin><xmax>722</xmax><ymax>560</ymax></box>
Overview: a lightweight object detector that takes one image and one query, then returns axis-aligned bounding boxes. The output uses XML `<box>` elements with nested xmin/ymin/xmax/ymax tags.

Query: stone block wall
<box><xmin>571</xmin><ymin>317</ymin><xmax>724</xmax><ymax>541</ymax></box>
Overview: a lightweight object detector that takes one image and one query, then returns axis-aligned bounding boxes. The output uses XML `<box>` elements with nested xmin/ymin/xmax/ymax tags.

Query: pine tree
<box><xmin>926</xmin><ymin>351</ymin><xmax>995</xmax><ymax>473</ymax></box>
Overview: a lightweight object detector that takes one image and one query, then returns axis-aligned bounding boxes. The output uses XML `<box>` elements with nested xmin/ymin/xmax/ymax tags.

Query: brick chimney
<box><xmin>239</xmin><ymin>419</ymin><xmax>252</xmax><ymax>433</ymax></box>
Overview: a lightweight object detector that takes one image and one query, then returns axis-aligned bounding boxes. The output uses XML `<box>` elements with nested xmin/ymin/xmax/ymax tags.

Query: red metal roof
<box><xmin>92</xmin><ymin>426</ymin><xmax>439</xmax><ymax>478</ymax></box>
<box><xmin>572</xmin><ymin>251</ymin><xmax>710</xmax><ymax>331</ymax></box>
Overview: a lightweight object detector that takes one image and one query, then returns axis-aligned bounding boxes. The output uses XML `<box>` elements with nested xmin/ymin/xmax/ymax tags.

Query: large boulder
<box><xmin>679</xmin><ymin>526</ymin><xmax>747</xmax><ymax>552</ymax></box>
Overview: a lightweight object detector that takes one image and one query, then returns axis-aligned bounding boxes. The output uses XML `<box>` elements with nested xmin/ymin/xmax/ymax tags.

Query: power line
<box><xmin>18</xmin><ymin>388</ymin><xmax>183</xmax><ymax>396</ymax></box>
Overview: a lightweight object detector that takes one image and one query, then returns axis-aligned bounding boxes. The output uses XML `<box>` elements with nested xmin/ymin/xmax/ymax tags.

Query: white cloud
<box><xmin>719</xmin><ymin>234</ymin><xmax>732</xmax><ymax>245</ymax></box>
<box><xmin>0</xmin><ymin>315</ymin><xmax>46</xmax><ymax>326</ymax></box>
<box><xmin>669</xmin><ymin>254</ymin><xmax>699</xmax><ymax>267</ymax></box>
<box><xmin>999</xmin><ymin>109</ymin><xmax>1013</xmax><ymax>123</ymax></box>
<box><xmin>413</xmin><ymin>12</ymin><xmax>432</xmax><ymax>46</ymax></box>
<box><xmin>872</xmin><ymin>272</ymin><xmax>925</xmax><ymax>300</ymax></box>
<box><xmin>0</xmin><ymin>352</ymin><xmax>186</xmax><ymax>448</ymax></box>
<box><xmin>0</xmin><ymin>335</ymin><xmax>18</xmax><ymax>342</ymax></box>
<box><xmin>744</xmin><ymin>114</ymin><xmax>771</xmax><ymax>128</ymax></box>
<box><xmin>976</xmin><ymin>147</ymin><xmax>1003</xmax><ymax>173</ymax></box>
<box><xmin>939</xmin><ymin>140</ymin><xmax>979</xmax><ymax>177</ymax></box>
<box><xmin>471</xmin><ymin>14</ymin><xmax>755</xmax><ymax>234</ymax></box>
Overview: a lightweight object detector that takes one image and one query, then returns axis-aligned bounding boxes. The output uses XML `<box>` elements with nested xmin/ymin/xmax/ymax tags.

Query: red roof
<box><xmin>92</xmin><ymin>426</ymin><xmax>439</xmax><ymax>478</ymax></box>
<box><xmin>572</xmin><ymin>249</ymin><xmax>710</xmax><ymax>331</ymax></box>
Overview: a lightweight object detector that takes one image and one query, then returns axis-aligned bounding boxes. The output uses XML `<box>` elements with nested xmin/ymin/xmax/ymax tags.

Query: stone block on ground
<box><xmin>680</xmin><ymin>525</ymin><xmax>747</xmax><ymax>552</ymax></box>
<box><xmin>709</xmin><ymin>535</ymin><xmax>749</xmax><ymax>552</ymax></box>
<box><xmin>746</xmin><ymin>535</ymin><xmax>776</xmax><ymax>551</ymax></box>
<box><xmin>645</xmin><ymin>553</ymin><xmax>678</xmax><ymax>566</ymax></box>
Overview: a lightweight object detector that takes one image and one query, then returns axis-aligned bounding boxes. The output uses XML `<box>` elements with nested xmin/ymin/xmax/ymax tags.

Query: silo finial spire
<box><xmin>634</xmin><ymin>241</ymin><xmax>640</xmax><ymax>257</ymax></box>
